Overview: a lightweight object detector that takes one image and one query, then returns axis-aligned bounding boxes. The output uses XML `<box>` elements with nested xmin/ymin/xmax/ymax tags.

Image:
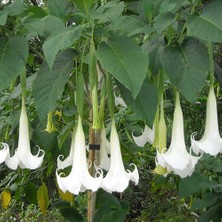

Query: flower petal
<box><xmin>0</xmin><ymin>143</ymin><xmax>9</xmax><ymax>164</ymax></box>
<box><xmin>132</xmin><ymin>125</ymin><xmax>154</xmax><ymax>147</ymax></box>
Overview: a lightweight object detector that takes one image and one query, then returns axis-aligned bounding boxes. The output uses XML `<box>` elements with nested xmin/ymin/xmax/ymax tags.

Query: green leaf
<box><xmin>90</xmin><ymin>2</ymin><xmax>125</xmax><ymax>23</ymax></box>
<box><xmin>97</xmin><ymin>36</ymin><xmax>148</xmax><ymax>98</ymax></box>
<box><xmin>192</xmin><ymin>193</ymin><xmax>220</xmax><ymax>210</ymax></box>
<box><xmin>187</xmin><ymin>1</ymin><xmax>222</xmax><ymax>42</ymax></box>
<box><xmin>198</xmin><ymin>204</ymin><xmax>222</xmax><ymax>222</ymax></box>
<box><xmin>43</xmin><ymin>26</ymin><xmax>81</xmax><ymax>69</ymax></box>
<box><xmin>154</xmin><ymin>12</ymin><xmax>175</xmax><ymax>34</ymax></box>
<box><xmin>48</xmin><ymin>0</ymin><xmax>72</xmax><ymax>20</ymax></box>
<box><xmin>94</xmin><ymin>190</ymin><xmax>129</xmax><ymax>222</ymax></box>
<box><xmin>112</xmin><ymin>16</ymin><xmax>148</xmax><ymax>37</ymax></box>
<box><xmin>71</xmin><ymin>0</ymin><xmax>94</xmax><ymax>15</ymax></box>
<box><xmin>0</xmin><ymin>37</ymin><xmax>28</xmax><ymax>90</ymax></box>
<box><xmin>117</xmin><ymin>80</ymin><xmax>158</xmax><ymax>127</ymax></box>
<box><xmin>161</xmin><ymin>38</ymin><xmax>209</xmax><ymax>101</ymax></box>
<box><xmin>24</xmin><ymin>15</ymin><xmax>65</xmax><ymax>38</ymax></box>
<box><xmin>0</xmin><ymin>10</ymin><xmax>8</xmax><ymax>26</ymax></box>
<box><xmin>6</xmin><ymin>0</ymin><xmax>26</xmax><ymax>16</ymax></box>
<box><xmin>37</xmin><ymin>183</ymin><xmax>49</xmax><ymax>215</ymax></box>
<box><xmin>179</xmin><ymin>172</ymin><xmax>208</xmax><ymax>198</ymax></box>
<box><xmin>33</xmin><ymin>49</ymin><xmax>77</xmax><ymax>120</ymax></box>
<box><xmin>24</xmin><ymin>182</ymin><xmax>37</xmax><ymax>204</ymax></box>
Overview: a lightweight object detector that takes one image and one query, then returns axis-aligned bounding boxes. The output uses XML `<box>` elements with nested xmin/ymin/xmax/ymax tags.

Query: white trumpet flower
<box><xmin>0</xmin><ymin>143</ymin><xmax>9</xmax><ymax>164</ymax></box>
<box><xmin>114</xmin><ymin>94</ymin><xmax>127</xmax><ymax>107</ymax></box>
<box><xmin>102</xmin><ymin>121</ymin><xmax>139</xmax><ymax>193</ymax></box>
<box><xmin>157</xmin><ymin>93</ymin><xmax>200</xmax><ymax>178</ymax></box>
<box><xmin>191</xmin><ymin>87</ymin><xmax>222</xmax><ymax>156</ymax></box>
<box><xmin>5</xmin><ymin>97</ymin><xmax>44</xmax><ymax>170</ymax></box>
<box><xmin>132</xmin><ymin>125</ymin><xmax>155</xmax><ymax>147</ymax></box>
<box><xmin>56</xmin><ymin>116</ymin><xmax>103</xmax><ymax>195</ymax></box>
<box><xmin>98</xmin><ymin>128</ymin><xmax>110</xmax><ymax>171</ymax></box>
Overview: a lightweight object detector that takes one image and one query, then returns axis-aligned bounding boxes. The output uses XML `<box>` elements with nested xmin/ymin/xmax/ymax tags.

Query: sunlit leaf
<box><xmin>37</xmin><ymin>183</ymin><xmax>49</xmax><ymax>215</ymax></box>
<box><xmin>1</xmin><ymin>190</ymin><xmax>11</xmax><ymax>209</ymax></box>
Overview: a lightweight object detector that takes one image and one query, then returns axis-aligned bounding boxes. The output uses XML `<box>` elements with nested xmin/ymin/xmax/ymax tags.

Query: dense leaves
<box><xmin>97</xmin><ymin>36</ymin><xmax>148</xmax><ymax>98</ymax></box>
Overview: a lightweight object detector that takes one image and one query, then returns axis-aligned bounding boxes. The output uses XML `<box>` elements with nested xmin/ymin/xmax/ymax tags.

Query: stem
<box><xmin>207</xmin><ymin>42</ymin><xmax>214</xmax><ymax>85</ymax></box>
<box><xmin>87</xmin><ymin>94</ymin><xmax>98</xmax><ymax>222</ymax></box>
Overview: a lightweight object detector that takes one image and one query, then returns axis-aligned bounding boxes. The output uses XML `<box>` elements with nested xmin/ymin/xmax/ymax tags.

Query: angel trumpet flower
<box><xmin>0</xmin><ymin>143</ymin><xmax>9</xmax><ymax>164</ymax></box>
<box><xmin>157</xmin><ymin>93</ymin><xmax>200</xmax><ymax>178</ymax></box>
<box><xmin>56</xmin><ymin>116</ymin><xmax>103</xmax><ymax>195</ymax></box>
<box><xmin>5</xmin><ymin>97</ymin><xmax>44</xmax><ymax>170</ymax></box>
<box><xmin>101</xmin><ymin>120</ymin><xmax>139</xmax><ymax>193</ymax></box>
<box><xmin>132</xmin><ymin>125</ymin><xmax>155</xmax><ymax>147</ymax></box>
<box><xmin>191</xmin><ymin>87</ymin><xmax>222</xmax><ymax>155</ymax></box>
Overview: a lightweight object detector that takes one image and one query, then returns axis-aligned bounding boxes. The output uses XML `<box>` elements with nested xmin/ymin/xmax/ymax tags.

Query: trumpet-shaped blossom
<box><xmin>157</xmin><ymin>93</ymin><xmax>200</xmax><ymax>178</ymax></box>
<box><xmin>0</xmin><ymin>143</ymin><xmax>9</xmax><ymax>164</ymax></box>
<box><xmin>56</xmin><ymin>116</ymin><xmax>103</xmax><ymax>195</ymax></box>
<box><xmin>191</xmin><ymin>87</ymin><xmax>222</xmax><ymax>156</ymax></box>
<box><xmin>5</xmin><ymin>98</ymin><xmax>44</xmax><ymax>170</ymax></box>
<box><xmin>132</xmin><ymin>125</ymin><xmax>155</xmax><ymax>147</ymax></box>
<box><xmin>101</xmin><ymin>121</ymin><xmax>139</xmax><ymax>193</ymax></box>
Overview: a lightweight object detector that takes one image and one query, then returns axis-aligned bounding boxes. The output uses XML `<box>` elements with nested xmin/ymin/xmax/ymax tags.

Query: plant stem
<box><xmin>87</xmin><ymin>94</ymin><xmax>98</xmax><ymax>222</ymax></box>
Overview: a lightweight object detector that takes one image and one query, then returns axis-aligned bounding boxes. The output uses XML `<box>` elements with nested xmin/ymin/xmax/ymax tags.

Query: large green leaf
<box><xmin>71</xmin><ymin>0</ymin><xmax>94</xmax><ymax>15</ymax></box>
<box><xmin>43</xmin><ymin>26</ymin><xmax>81</xmax><ymax>69</ymax></box>
<box><xmin>97</xmin><ymin>36</ymin><xmax>148</xmax><ymax>98</ymax></box>
<box><xmin>0</xmin><ymin>10</ymin><xmax>8</xmax><ymax>26</ymax></box>
<box><xmin>24</xmin><ymin>15</ymin><xmax>65</xmax><ymax>38</ymax></box>
<box><xmin>90</xmin><ymin>2</ymin><xmax>124</xmax><ymax>24</ymax></box>
<box><xmin>161</xmin><ymin>38</ymin><xmax>209</xmax><ymax>101</ymax></box>
<box><xmin>117</xmin><ymin>80</ymin><xmax>158</xmax><ymax>127</ymax></box>
<box><xmin>154</xmin><ymin>12</ymin><xmax>175</xmax><ymax>34</ymax></box>
<box><xmin>48</xmin><ymin>0</ymin><xmax>72</xmax><ymax>19</ymax></box>
<box><xmin>0</xmin><ymin>37</ymin><xmax>28</xmax><ymax>90</ymax></box>
<box><xmin>33</xmin><ymin>49</ymin><xmax>77</xmax><ymax>120</ymax></box>
<box><xmin>187</xmin><ymin>1</ymin><xmax>222</xmax><ymax>42</ymax></box>
<box><xmin>6</xmin><ymin>0</ymin><xmax>26</xmax><ymax>16</ymax></box>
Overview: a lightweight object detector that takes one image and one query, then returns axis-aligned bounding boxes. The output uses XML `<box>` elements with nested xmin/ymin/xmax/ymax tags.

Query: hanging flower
<box><xmin>132</xmin><ymin>125</ymin><xmax>155</xmax><ymax>147</ymax></box>
<box><xmin>156</xmin><ymin>92</ymin><xmax>200</xmax><ymax>178</ymax></box>
<box><xmin>5</xmin><ymin>97</ymin><xmax>45</xmax><ymax>170</ymax></box>
<box><xmin>101</xmin><ymin>120</ymin><xmax>139</xmax><ymax>193</ymax></box>
<box><xmin>191</xmin><ymin>86</ymin><xmax>222</xmax><ymax>156</ymax></box>
<box><xmin>56</xmin><ymin>116</ymin><xmax>103</xmax><ymax>195</ymax></box>
<box><xmin>0</xmin><ymin>143</ymin><xmax>9</xmax><ymax>164</ymax></box>
<box><xmin>97</xmin><ymin>128</ymin><xmax>110</xmax><ymax>171</ymax></box>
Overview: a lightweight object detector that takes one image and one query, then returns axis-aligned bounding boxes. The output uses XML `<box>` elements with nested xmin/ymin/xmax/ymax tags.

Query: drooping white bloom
<box><xmin>5</xmin><ymin>97</ymin><xmax>45</xmax><ymax>170</ymax></box>
<box><xmin>191</xmin><ymin>87</ymin><xmax>222</xmax><ymax>156</ymax></box>
<box><xmin>132</xmin><ymin>125</ymin><xmax>155</xmax><ymax>147</ymax></box>
<box><xmin>0</xmin><ymin>143</ymin><xmax>9</xmax><ymax>164</ymax></box>
<box><xmin>157</xmin><ymin>92</ymin><xmax>200</xmax><ymax>178</ymax></box>
<box><xmin>101</xmin><ymin>120</ymin><xmax>139</xmax><ymax>193</ymax></box>
<box><xmin>56</xmin><ymin>116</ymin><xmax>103</xmax><ymax>195</ymax></box>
